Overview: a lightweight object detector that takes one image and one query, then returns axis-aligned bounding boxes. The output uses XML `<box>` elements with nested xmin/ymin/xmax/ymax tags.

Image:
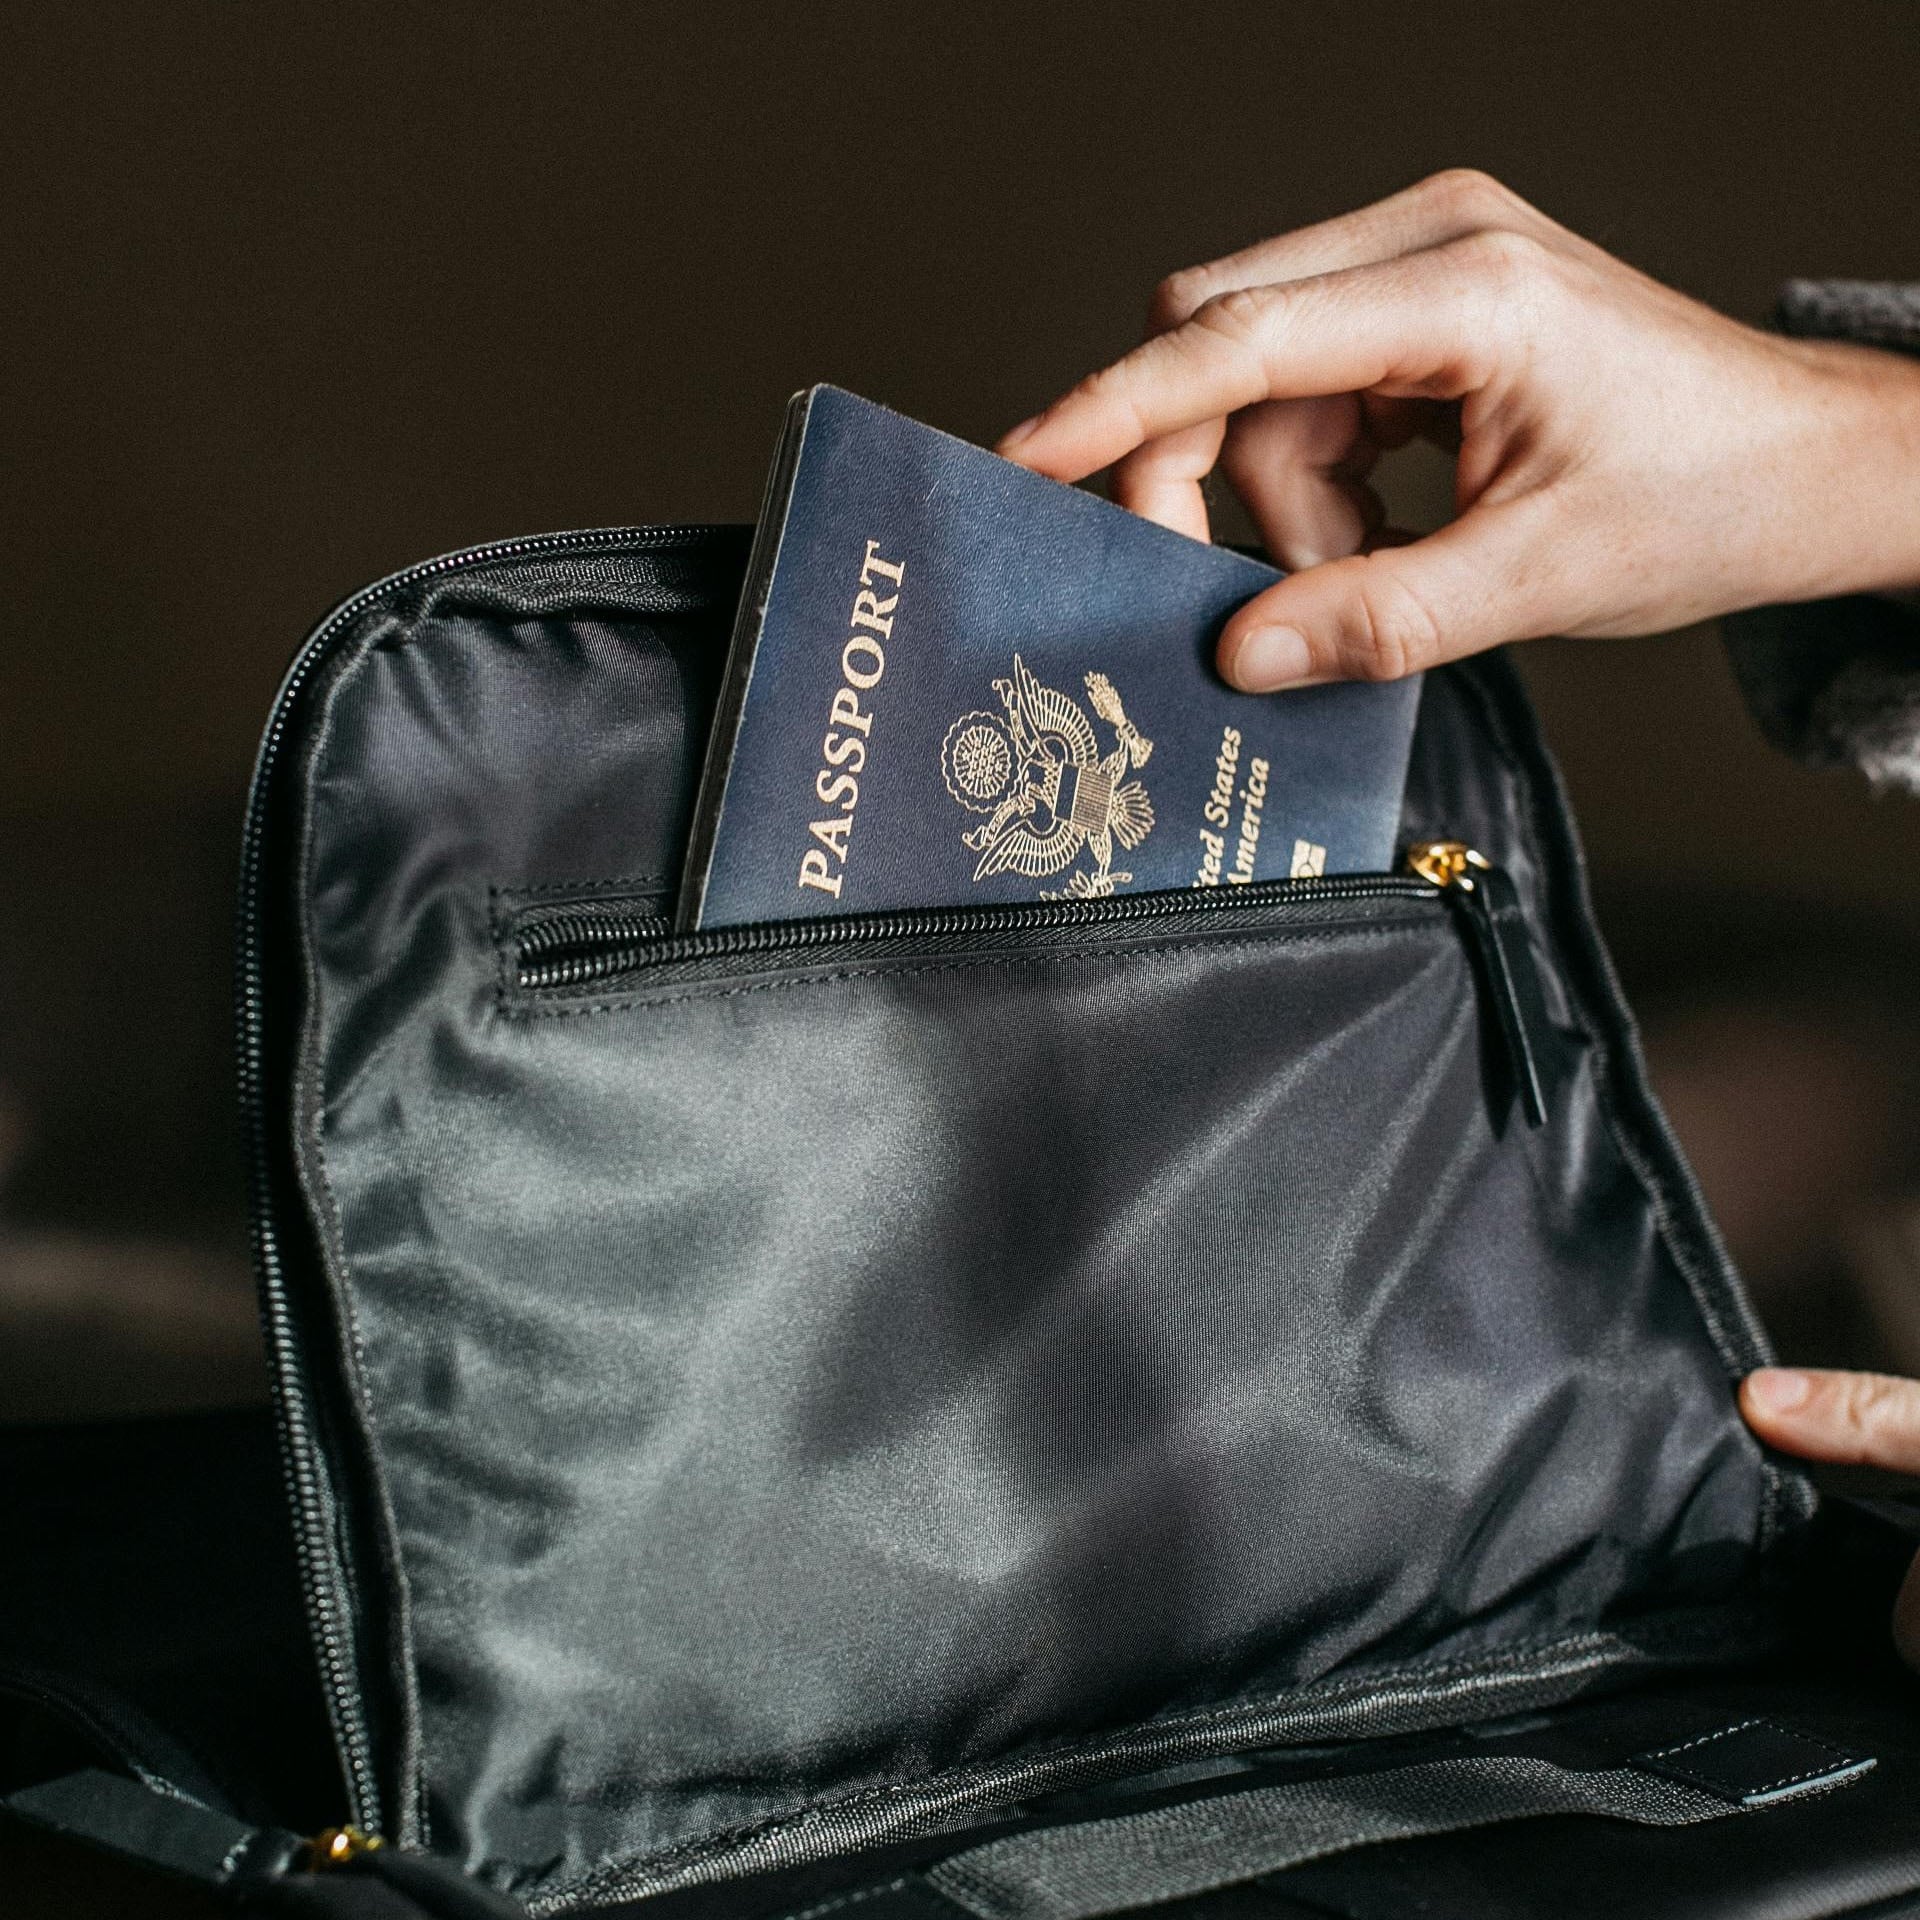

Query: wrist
<box><xmin>1756</xmin><ymin>338</ymin><xmax>1920</xmax><ymax>608</ymax></box>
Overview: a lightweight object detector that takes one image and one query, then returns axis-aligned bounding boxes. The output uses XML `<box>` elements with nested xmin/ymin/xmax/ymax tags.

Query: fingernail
<box><xmin>998</xmin><ymin>414</ymin><xmax>1044</xmax><ymax>452</ymax></box>
<box><xmin>1746</xmin><ymin>1368</ymin><xmax>1812</xmax><ymax>1414</ymax></box>
<box><xmin>1231</xmin><ymin>626</ymin><xmax>1312</xmax><ymax>690</ymax></box>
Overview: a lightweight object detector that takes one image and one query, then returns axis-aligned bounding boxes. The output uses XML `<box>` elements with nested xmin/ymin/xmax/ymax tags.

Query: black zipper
<box><xmin>510</xmin><ymin>849</ymin><xmax>1560</xmax><ymax>1134</ymax></box>
<box><xmin>514</xmin><ymin>873</ymin><xmax>1440</xmax><ymax>992</ymax></box>
<box><xmin>234</xmin><ymin>524</ymin><xmax>741</xmax><ymax>1836</ymax></box>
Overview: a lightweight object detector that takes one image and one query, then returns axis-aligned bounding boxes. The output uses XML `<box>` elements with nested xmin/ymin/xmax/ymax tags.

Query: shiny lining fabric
<box><xmin>272</xmin><ymin>534</ymin><xmax>1791</xmax><ymax>1906</ymax></box>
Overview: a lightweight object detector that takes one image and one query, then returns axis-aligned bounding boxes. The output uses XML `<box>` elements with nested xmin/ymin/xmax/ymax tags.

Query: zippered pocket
<box><xmin>502</xmin><ymin>841</ymin><xmax>1560</xmax><ymax>1127</ymax></box>
<box><xmin>343</xmin><ymin>812</ymin><xmax>1764</xmax><ymax>1897</ymax></box>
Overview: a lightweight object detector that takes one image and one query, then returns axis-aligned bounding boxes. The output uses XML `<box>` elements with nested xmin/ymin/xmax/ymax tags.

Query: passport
<box><xmin>678</xmin><ymin>386</ymin><xmax>1422</xmax><ymax>930</ymax></box>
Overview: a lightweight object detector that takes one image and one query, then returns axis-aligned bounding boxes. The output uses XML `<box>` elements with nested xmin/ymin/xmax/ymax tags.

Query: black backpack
<box><xmin>6</xmin><ymin>523</ymin><xmax>1918</xmax><ymax>1918</ymax></box>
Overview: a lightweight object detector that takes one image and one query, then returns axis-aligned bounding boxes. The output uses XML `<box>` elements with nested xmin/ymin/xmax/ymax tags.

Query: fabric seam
<box><xmin>295</xmin><ymin>622</ymin><xmax>434</xmax><ymax>1847</ymax></box>
<box><xmin>533</xmin><ymin>1613</ymin><xmax>1773</xmax><ymax>1911</ymax></box>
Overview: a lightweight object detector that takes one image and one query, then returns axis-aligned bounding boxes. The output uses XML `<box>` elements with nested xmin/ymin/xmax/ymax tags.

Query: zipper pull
<box><xmin>1405</xmin><ymin>841</ymin><xmax>1553</xmax><ymax>1127</ymax></box>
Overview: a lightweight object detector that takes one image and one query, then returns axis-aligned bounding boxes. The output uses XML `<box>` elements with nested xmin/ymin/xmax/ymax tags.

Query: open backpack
<box><xmin>5</xmin><ymin>523</ymin><xmax>1918</xmax><ymax>1918</ymax></box>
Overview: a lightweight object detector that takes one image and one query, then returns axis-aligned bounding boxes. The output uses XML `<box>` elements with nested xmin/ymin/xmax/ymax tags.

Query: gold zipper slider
<box><xmin>1404</xmin><ymin>840</ymin><xmax>1490</xmax><ymax>891</ymax></box>
<box><xmin>1402</xmin><ymin>839</ymin><xmax>1555</xmax><ymax>1127</ymax></box>
<box><xmin>306</xmin><ymin>1825</ymin><xmax>385</xmax><ymax>1870</ymax></box>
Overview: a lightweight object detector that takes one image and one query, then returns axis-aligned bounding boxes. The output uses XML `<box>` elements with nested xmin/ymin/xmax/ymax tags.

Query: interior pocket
<box><xmin>317</xmin><ymin>882</ymin><xmax>1771</xmax><ymax>1898</ymax></box>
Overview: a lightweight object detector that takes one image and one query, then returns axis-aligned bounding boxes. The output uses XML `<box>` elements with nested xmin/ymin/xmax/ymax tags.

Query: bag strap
<box><xmin>811</xmin><ymin>1719</ymin><xmax>1875</xmax><ymax>1920</ymax></box>
<box><xmin>0</xmin><ymin>1717</ymin><xmax>1875</xmax><ymax>1919</ymax></box>
<box><xmin>1</xmin><ymin>1768</ymin><xmax>524</xmax><ymax>1916</ymax></box>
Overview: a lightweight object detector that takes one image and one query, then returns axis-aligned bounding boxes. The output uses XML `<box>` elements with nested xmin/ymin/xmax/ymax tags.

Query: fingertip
<box><xmin>1221</xmin><ymin>623</ymin><xmax>1315</xmax><ymax>692</ymax></box>
<box><xmin>1742</xmin><ymin>1367</ymin><xmax>1814</xmax><ymax>1421</ymax></box>
<box><xmin>994</xmin><ymin>414</ymin><xmax>1088</xmax><ymax>481</ymax></box>
<box><xmin>1112</xmin><ymin>474</ymin><xmax>1213</xmax><ymax>545</ymax></box>
<box><xmin>996</xmin><ymin>415</ymin><xmax>1045</xmax><ymax>457</ymax></box>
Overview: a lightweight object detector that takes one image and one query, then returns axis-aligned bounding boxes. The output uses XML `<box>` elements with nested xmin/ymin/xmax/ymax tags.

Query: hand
<box><xmin>998</xmin><ymin>171</ymin><xmax>1920</xmax><ymax>691</ymax></box>
<box><xmin>1741</xmin><ymin>1367</ymin><xmax>1920</xmax><ymax>1670</ymax></box>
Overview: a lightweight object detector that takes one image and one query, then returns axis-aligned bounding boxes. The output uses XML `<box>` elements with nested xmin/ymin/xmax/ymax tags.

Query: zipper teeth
<box><xmin>517</xmin><ymin>875</ymin><xmax>1437</xmax><ymax>991</ymax></box>
<box><xmin>234</xmin><ymin>525</ymin><xmax>736</xmax><ymax>1831</ymax></box>
<box><xmin>514</xmin><ymin>909</ymin><xmax>676</xmax><ymax>980</ymax></box>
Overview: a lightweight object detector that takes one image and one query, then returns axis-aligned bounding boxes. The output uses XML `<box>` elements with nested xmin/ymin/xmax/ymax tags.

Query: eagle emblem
<box><xmin>940</xmin><ymin>657</ymin><xmax>1155</xmax><ymax>899</ymax></box>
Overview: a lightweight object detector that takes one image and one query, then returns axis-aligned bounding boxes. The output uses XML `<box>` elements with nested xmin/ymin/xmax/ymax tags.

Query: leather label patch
<box><xmin>1635</xmin><ymin>1718</ymin><xmax>1876</xmax><ymax>1807</ymax></box>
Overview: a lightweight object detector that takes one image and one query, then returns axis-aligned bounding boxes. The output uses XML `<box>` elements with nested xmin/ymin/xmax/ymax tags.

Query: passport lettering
<box><xmin>1196</xmin><ymin>726</ymin><xmax>1240</xmax><ymax>885</ymax></box>
<box><xmin>797</xmin><ymin>539</ymin><xmax>906</xmax><ymax>900</ymax></box>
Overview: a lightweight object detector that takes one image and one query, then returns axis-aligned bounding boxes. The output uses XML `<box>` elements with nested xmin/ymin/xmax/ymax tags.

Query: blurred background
<box><xmin>2</xmin><ymin>2</ymin><xmax>1917</xmax><ymax>1420</ymax></box>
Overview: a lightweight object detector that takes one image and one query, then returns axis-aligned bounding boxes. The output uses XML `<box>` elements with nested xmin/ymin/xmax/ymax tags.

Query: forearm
<box><xmin>1722</xmin><ymin>281</ymin><xmax>1920</xmax><ymax>792</ymax></box>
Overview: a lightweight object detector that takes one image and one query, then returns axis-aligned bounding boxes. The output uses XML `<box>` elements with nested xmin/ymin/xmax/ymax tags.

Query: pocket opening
<box><xmin>504</xmin><ymin>867</ymin><xmax>1440</xmax><ymax>994</ymax></box>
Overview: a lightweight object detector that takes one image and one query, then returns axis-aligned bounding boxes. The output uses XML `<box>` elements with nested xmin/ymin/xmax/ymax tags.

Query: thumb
<box><xmin>1218</xmin><ymin>499</ymin><xmax>1557</xmax><ymax>691</ymax></box>
<box><xmin>1742</xmin><ymin>1367</ymin><xmax>1920</xmax><ymax>1675</ymax></box>
<box><xmin>1740</xmin><ymin>1367</ymin><xmax>1920</xmax><ymax>1473</ymax></box>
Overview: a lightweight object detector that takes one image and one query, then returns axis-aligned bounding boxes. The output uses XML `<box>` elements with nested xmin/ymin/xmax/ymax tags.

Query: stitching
<box><xmin>1643</xmin><ymin>1719</ymin><xmax>1765</xmax><ymax>1761</ymax></box>
<box><xmin>1643</xmin><ymin>1719</ymin><xmax>1858</xmax><ymax>1797</ymax></box>
<box><xmin>490</xmin><ymin>885</ymin><xmax>516</xmax><ymax>1003</ymax></box>
<box><xmin>497</xmin><ymin>914</ymin><xmax>1445</xmax><ymax>1022</ymax></box>
<box><xmin>1743</xmin><ymin>1759</ymin><xmax>1857</xmax><ymax>1795</ymax></box>
<box><xmin>594</xmin><ymin>1647</ymin><xmax>1600</xmax><ymax>1884</ymax></box>
<box><xmin>218</xmin><ymin>1831</ymin><xmax>254</xmax><ymax>1879</ymax></box>
<box><xmin>781</xmin><ymin>1879</ymin><xmax>917</xmax><ymax>1920</ymax></box>
<box><xmin>494</xmin><ymin>872</ymin><xmax>668</xmax><ymax>902</ymax></box>
<box><xmin>0</xmin><ymin>1663</ymin><xmax>224</xmax><ymax>1808</ymax></box>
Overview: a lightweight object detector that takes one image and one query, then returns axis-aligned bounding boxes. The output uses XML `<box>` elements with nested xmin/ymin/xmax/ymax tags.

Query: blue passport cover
<box><xmin>679</xmin><ymin>386</ymin><xmax>1422</xmax><ymax>929</ymax></box>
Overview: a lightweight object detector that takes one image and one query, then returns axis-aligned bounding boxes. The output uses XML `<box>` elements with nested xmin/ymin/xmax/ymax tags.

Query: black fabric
<box><xmin>2</xmin><ymin>1771</ymin><xmax>526</xmax><ymax>1918</ymax></box>
<box><xmin>3</xmin><ymin>1768</ymin><xmax>300</xmax><ymax>1884</ymax></box>
<box><xmin>245</xmin><ymin>528</ymin><xmax>1808</xmax><ymax>1909</ymax></box>
<box><xmin>1266</xmin><ymin>1668</ymin><xmax>1920</xmax><ymax>1920</ymax></box>
<box><xmin>243</xmin><ymin>1873</ymin><xmax>518</xmax><ymax>1920</ymax></box>
<box><xmin>921</xmin><ymin>1752</ymin><xmax>1750</xmax><ymax>1920</ymax></box>
<box><xmin>621</xmin><ymin>1663</ymin><xmax>1920</xmax><ymax>1920</ymax></box>
<box><xmin>244</xmin><ymin>1850</ymin><xmax>533</xmax><ymax>1920</ymax></box>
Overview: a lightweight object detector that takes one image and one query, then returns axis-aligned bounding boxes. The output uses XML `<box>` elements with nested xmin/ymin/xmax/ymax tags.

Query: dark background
<box><xmin>4</xmin><ymin>3</ymin><xmax>1919</xmax><ymax>1417</ymax></box>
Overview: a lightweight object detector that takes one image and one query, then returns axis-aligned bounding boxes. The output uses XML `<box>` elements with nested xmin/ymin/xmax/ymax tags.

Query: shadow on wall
<box><xmin>1</xmin><ymin>795</ymin><xmax>1918</xmax><ymax>1423</ymax></box>
<box><xmin>1601</xmin><ymin>879</ymin><xmax>1920</xmax><ymax>1374</ymax></box>
<box><xmin>0</xmin><ymin>799</ymin><xmax>263</xmax><ymax>1420</ymax></box>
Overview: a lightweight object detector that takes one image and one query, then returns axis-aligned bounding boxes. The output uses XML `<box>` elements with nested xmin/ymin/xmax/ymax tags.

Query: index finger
<box><xmin>999</xmin><ymin>239</ymin><xmax>1504</xmax><ymax>483</ymax></box>
<box><xmin>1147</xmin><ymin>168</ymin><xmax>1565</xmax><ymax>330</ymax></box>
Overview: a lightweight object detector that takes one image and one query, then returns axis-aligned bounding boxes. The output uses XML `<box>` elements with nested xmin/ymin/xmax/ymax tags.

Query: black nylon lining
<box><xmin>246</xmin><ymin>531</ymin><xmax>1805</xmax><ymax>1906</ymax></box>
